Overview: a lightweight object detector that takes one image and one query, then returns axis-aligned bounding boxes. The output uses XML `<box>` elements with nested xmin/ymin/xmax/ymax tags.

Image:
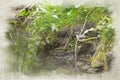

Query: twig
<box><xmin>75</xmin><ymin>40</ymin><xmax>78</xmax><ymax>70</ymax></box>
<box><xmin>9</xmin><ymin>33</ymin><xmax>17</xmax><ymax>45</ymax></box>
<box><xmin>64</xmin><ymin>29</ymin><xmax>73</xmax><ymax>49</ymax></box>
<box><xmin>78</xmin><ymin>58</ymin><xmax>89</xmax><ymax>61</ymax></box>
<box><xmin>80</xmin><ymin>8</ymin><xmax>94</xmax><ymax>34</ymax></box>
<box><xmin>55</xmin><ymin>47</ymin><xmax>70</xmax><ymax>50</ymax></box>
<box><xmin>21</xmin><ymin>50</ymin><xmax>27</xmax><ymax>73</ymax></box>
<box><xmin>78</xmin><ymin>37</ymin><xmax>98</xmax><ymax>42</ymax></box>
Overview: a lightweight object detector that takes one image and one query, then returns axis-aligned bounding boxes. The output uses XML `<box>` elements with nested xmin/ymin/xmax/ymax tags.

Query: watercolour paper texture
<box><xmin>0</xmin><ymin>0</ymin><xmax>120</xmax><ymax>80</ymax></box>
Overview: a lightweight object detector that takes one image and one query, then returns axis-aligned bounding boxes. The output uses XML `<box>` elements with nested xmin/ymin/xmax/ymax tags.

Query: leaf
<box><xmin>52</xmin><ymin>14</ymin><xmax>58</xmax><ymax>19</ymax></box>
<box><xmin>17</xmin><ymin>8</ymin><xmax>30</xmax><ymax>17</ymax></box>
<box><xmin>51</xmin><ymin>23</ymin><xmax>56</xmax><ymax>31</ymax></box>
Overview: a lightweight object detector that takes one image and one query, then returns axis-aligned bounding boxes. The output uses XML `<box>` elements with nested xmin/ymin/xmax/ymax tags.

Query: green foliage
<box><xmin>6</xmin><ymin>4</ymin><xmax>115</xmax><ymax>74</ymax></box>
<box><xmin>91</xmin><ymin>16</ymin><xmax>115</xmax><ymax>71</ymax></box>
<box><xmin>17</xmin><ymin>8</ymin><xmax>31</xmax><ymax>17</ymax></box>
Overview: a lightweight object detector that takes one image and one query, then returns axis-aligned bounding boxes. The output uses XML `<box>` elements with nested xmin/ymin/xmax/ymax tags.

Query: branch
<box><xmin>78</xmin><ymin>37</ymin><xmax>98</xmax><ymax>42</ymax></box>
<box><xmin>64</xmin><ymin>29</ymin><xmax>73</xmax><ymax>49</ymax></box>
<box><xmin>80</xmin><ymin>8</ymin><xmax>94</xmax><ymax>34</ymax></box>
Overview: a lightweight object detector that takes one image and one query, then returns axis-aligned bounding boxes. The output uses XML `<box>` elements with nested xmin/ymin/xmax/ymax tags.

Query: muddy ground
<box><xmin>37</xmin><ymin>23</ymin><xmax>112</xmax><ymax>74</ymax></box>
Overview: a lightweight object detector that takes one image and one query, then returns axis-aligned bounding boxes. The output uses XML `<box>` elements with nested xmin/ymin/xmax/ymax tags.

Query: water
<box><xmin>0</xmin><ymin>0</ymin><xmax>120</xmax><ymax>80</ymax></box>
